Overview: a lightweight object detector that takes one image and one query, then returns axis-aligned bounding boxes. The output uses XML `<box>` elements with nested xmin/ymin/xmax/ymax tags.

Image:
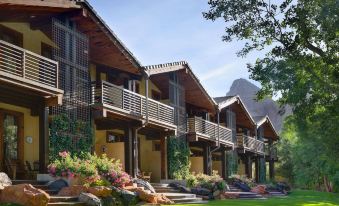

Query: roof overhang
<box><xmin>257</xmin><ymin>115</ymin><xmax>279</xmax><ymax>140</ymax></box>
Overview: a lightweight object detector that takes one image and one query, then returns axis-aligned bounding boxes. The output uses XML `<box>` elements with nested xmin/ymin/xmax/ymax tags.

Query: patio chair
<box><xmin>25</xmin><ymin>161</ymin><xmax>39</xmax><ymax>180</ymax></box>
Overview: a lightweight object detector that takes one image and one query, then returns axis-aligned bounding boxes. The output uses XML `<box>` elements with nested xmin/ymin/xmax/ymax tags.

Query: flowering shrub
<box><xmin>228</xmin><ymin>174</ymin><xmax>256</xmax><ymax>188</ymax></box>
<box><xmin>186</xmin><ymin>171</ymin><xmax>226</xmax><ymax>191</ymax></box>
<box><xmin>48</xmin><ymin>152</ymin><xmax>131</xmax><ymax>188</ymax></box>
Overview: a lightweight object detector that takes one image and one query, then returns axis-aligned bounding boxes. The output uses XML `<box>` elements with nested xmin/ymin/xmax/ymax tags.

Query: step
<box><xmin>170</xmin><ymin>197</ymin><xmax>203</xmax><ymax>203</ymax></box>
<box><xmin>159</xmin><ymin>193</ymin><xmax>196</xmax><ymax>199</ymax></box>
<box><xmin>44</xmin><ymin>189</ymin><xmax>59</xmax><ymax>195</ymax></box>
<box><xmin>49</xmin><ymin>196</ymin><xmax>79</xmax><ymax>203</ymax></box>
<box><xmin>150</xmin><ymin>183</ymin><xmax>169</xmax><ymax>187</ymax></box>
<box><xmin>34</xmin><ymin>184</ymin><xmax>49</xmax><ymax>190</ymax></box>
<box><xmin>154</xmin><ymin>188</ymin><xmax>179</xmax><ymax>193</ymax></box>
<box><xmin>12</xmin><ymin>180</ymin><xmax>48</xmax><ymax>185</ymax></box>
<box><xmin>47</xmin><ymin>202</ymin><xmax>86</xmax><ymax>206</ymax></box>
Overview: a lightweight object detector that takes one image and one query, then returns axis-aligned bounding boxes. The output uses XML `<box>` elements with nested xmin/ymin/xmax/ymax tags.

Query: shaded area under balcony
<box><xmin>236</xmin><ymin>133</ymin><xmax>265</xmax><ymax>155</ymax></box>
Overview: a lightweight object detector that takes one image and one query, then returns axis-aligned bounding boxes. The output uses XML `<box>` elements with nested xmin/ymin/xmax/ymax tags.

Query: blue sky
<box><xmin>88</xmin><ymin>0</ymin><xmax>264</xmax><ymax>97</ymax></box>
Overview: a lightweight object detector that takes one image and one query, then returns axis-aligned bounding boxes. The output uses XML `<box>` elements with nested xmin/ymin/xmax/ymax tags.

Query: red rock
<box><xmin>224</xmin><ymin>192</ymin><xmax>239</xmax><ymax>199</ymax></box>
<box><xmin>251</xmin><ymin>185</ymin><xmax>268</xmax><ymax>195</ymax></box>
<box><xmin>0</xmin><ymin>184</ymin><xmax>50</xmax><ymax>206</ymax></box>
<box><xmin>135</xmin><ymin>188</ymin><xmax>173</xmax><ymax>204</ymax></box>
<box><xmin>87</xmin><ymin>186</ymin><xmax>112</xmax><ymax>197</ymax></box>
<box><xmin>58</xmin><ymin>185</ymin><xmax>88</xmax><ymax>196</ymax></box>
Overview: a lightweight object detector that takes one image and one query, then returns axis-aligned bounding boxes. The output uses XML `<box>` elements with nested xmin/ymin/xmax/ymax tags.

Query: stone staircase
<box><xmin>12</xmin><ymin>180</ymin><xmax>85</xmax><ymax>206</ymax></box>
<box><xmin>228</xmin><ymin>184</ymin><xmax>266</xmax><ymax>200</ymax></box>
<box><xmin>151</xmin><ymin>183</ymin><xmax>208</xmax><ymax>204</ymax></box>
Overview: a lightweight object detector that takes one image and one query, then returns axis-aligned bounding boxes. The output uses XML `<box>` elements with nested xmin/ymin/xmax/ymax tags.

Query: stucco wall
<box><xmin>94</xmin><ymin>129</ymin><xmax>125</xmax><ymax>170</ymax></box>
<box><xmin>212</xmin><ymin>160</ymin><xmax>222</xmax><ymax>176</ymax></box>
<box><xmin>190</xmin><ymin>157</ymin><xmax>204</xmax><ymax>174</ymax></box>
<box><xmin>139</xmin><ymin>136</ymin><xmax>161</xmax><ymax>183</ymax></box>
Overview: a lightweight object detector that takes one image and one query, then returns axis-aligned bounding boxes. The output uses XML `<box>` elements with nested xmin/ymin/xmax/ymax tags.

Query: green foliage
<box><xmin>186</xmin><ymin>171</ymin><xmax>225</xmax><ymax>191</ymax></box>
<box><xmin>167</xmin><ymin>136</ymin><xmax>191</xmax><ymax>180</ymax></box>
<box><xmin>176</xmin><ymin>190</ymin><xmax>339</xmax><ymax>206</ymax></box>
<box><xmin>49</xmin><ymin>114</ymin><xmax>93</xmax><ymax>162</ymax></box>
<box><xmin>204</xmin><ymin>0</ymin><xmax>338</xmax><ymax>192</ymax></box>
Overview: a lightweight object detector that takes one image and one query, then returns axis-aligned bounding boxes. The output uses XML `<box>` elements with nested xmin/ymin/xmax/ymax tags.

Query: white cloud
<box><xmin>200</xmin><ymin>63</ymin><xmax>235</xmax><ymax>81</ymax></box>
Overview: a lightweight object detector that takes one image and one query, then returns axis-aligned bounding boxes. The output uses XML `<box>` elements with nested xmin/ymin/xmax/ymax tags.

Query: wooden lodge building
<box><xmin>0</xmin><ymin>0</ymin><xmax>279</xmax><ymax>183</ymax></box>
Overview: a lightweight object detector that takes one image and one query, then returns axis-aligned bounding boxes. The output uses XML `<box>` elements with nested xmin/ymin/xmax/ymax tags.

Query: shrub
<box><xmin>167</xmin><ymin>137</ymin><xmax>191</xmax><ymax>180</ymax></box>
<box><xmin>186</xmin><ymin>171</ymin><xmax>226</xmax><ymax>191</ymax></box>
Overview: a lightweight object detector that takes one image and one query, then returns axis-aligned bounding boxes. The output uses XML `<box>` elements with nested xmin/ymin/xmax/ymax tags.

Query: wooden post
<box><xmin>255</xmin><ymin>157</ymin><xmax>259</xmax><ymax>183</ymax></box>
<box><xmin>245</xmin><ymin>155</ymin><xmax>252</xmax><ymax>178</ymax></box>
<box><xmin>269</xmin><ymin>159</ymin><xmax>275</xmax><ymax>180</ymax></box>
<box><xmin>160</xmin><ymin>136</ymin><xmax>168</xmax><ymax>179</ymax></box>
<box><xmin>203</xmin><ymin>144</ymin><xmax>212</xmax><ymax>175</ymax></box>
<box><xmin>132</xmin><ymin>127</ymin><xmax>139</xmax><ymax>178</ymax></box>
<box><xmin>124</xmin><ymin>127</ymin><xmax>133</xmax><ymax>175</ymax></box>
<box><xmin>221</xmin><ymin>147</ymin><xmax>227</xmax><ymax>179</ymax></box>
<box><xmin>39</xmin><ymin>106</ymin><xmax>49</xmax><ymax>173</ymax></box>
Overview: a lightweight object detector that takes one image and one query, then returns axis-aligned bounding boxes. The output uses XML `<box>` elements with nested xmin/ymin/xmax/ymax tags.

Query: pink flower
<box><xmin>59</xmin><ymin>151</ymin><xmax>69</xmax><ymax>158</ymax></box>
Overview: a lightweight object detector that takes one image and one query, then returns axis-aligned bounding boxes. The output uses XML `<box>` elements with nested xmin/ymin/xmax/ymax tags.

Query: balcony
<box><xmin>187</xmin><ymin>116</ymin><xmax>233</xmax><ymax>146</ymax></box>
<box><xmin>91</xmin><ymin>80</ymin><xmax>176</xmax><ymax>130</ymax></box>
<box><xmin>236</xmin><ymin>134</ymin><xmax>265</xmax><ymax>154</ymax></box>
<box><xmin>0</xmin><ymin>40</ymin><xmax>63</xmax><ymax>105</ymax></box>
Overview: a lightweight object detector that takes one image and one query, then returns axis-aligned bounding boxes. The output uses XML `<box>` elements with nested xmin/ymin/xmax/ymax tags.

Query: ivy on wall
<box><xmin>259</xmin><ymin>157</ymin><xmax>266</xmax><ymax>183</ymax></box>
<box><xmin>226</xmin><ymin>150</ymin><xmax>238</xmax><ymax>178</ymax></box>
<box><xmin>49</xmin><ymin>114</ymin><xmax>93</xmax><ymax>161</ymax></box>
<box><xmin>167</xmin><ymin>136</ymin><xmax>191</xmax><ymax>180</ymax></box>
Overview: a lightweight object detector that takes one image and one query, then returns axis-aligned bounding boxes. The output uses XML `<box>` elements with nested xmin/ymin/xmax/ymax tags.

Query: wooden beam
<box><xmin>203</xmin><ymin>144</ymin><xmax>212</xmax><ymax>175</ymax></box>
<box><xmin>0</xmin><ymin>0</ymin><xmax>80</xmax><ymax>9</ymax></box>
<box><xmin>39</xmin><ymin>106</ymin><xmax>49</xmax><ymax>173</ymax></box>
<box><xmin>220</xmin><ymin>147</ymin><xmax>227</xmax><ymax>179</ymax></box>
<box><xmin>124</xmin><ymin>127</ymin><xmax>132</xmax><ymax>175</ymax></box>
<box><xmin>160</xmin><ymin>136</ymin><xmax>168</xmax><ymax>180</ymax></box>
<box><xmin>45</xmin><ymin>94</ymin><xmax>63</xmax><ymax>107</ymax></box>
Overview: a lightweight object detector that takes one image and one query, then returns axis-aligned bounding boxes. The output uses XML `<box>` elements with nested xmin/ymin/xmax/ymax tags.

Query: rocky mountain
<box><xmin>226</xmin><ymin>78</ymin><xmax>292</xmax><ymax>132</ymax></box>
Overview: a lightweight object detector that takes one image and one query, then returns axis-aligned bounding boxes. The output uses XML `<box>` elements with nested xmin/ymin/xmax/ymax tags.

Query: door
<box><xmin>0</xmin><ymin>109</ymin><xmax>24</xmax><ymax>174</ymax></box>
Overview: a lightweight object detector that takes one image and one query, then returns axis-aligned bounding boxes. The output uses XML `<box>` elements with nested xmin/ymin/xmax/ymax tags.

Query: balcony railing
<box><xmin>187</xmin><ymin>116</ymin><xmax>233</xmax><ymax>145</ymax></box>
<box><xmin>0</xmin><ymin>40</ymin><xmax>59</xmax><ymax>89</ymax></box>
<box><xmin>237</xmin><ymin>134</ymin><xmax>265</xmax><ymax>154</ymax></box>
<box><xmin>91</xmin><ymin>81</ymin><xmax>175</xmax><ymax>126</ymax></box>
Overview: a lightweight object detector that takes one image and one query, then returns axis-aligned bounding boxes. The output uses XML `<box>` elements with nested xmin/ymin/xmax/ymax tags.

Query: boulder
<box><xmin>88</xmin><ymin>186</ymin><xmax>112</xmax><ymax>198</ymax></box>
<box><xmin>213</xmin><ymin>190</ymin><xmax>221</xmax><ymax>198</ymax></box>
<box><xmin>191</xmin><ymin>187</ymin><xmax>211</xmax><ymax>196</ymax></box>
<box><xmin>47</xmin><ymin>179</ymin><xmax>69</xmax><ymax>192</ymax></box>
<box><xmin>0</xmin><ymin>184</ymin><xmax>50</xmax><ymax>206</ymax></box>
<box><xmin>224</xmin><ymin>192</ymin><xmax>239</xmax><ymax>199</ymax></box>
<box><xmin>58</xmin><ymin>185</ymin><xmax>88</xmax><ymax>196</ymax></box>
<box><xmin>234</xmin><ymin>181</ymin><xmax>251</xmax><ymax>192</ymax></box>
<box><xmin>168</xmin><ymin>182</ymin><xmax>190</xmax><ymax>193</ymax></box>
<box><xmin>79</xmin><ymin>193</ymin><xmax>101</xmax><ymax>206</ymax></box>
<box><xmin>0</xmin><ymin>172</ymin><xmax>12</xmax><ymax>190</ymax></box>
<box><xmin>136</xmin><ymin>188</ymin><xmax>173</xmax><ymax>204</ymax></box>
<box><xmin>132</xmin><ymin>178</ymin><xmax>155</xmax><ymax>193</ymax></box>
<box><xmin>251</xmin><ymin>185</ymin><xmax>268</xmax><ymax>195</ymax></box>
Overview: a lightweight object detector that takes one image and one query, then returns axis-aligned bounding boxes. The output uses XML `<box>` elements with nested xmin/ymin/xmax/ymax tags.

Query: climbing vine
<box><xmin>226</xmin><ymin>150</ymin><xmax>238</xmax><ymax>178</ymax></box>
<box><xmin>167</xmin><ymin>136</ymin><xmax>191</xmax><ymax>180</ymax></box>
<box><xmin>49</xmin><ymin>114</ymin><xmax>93</xmax><ymax>162</ymax></box>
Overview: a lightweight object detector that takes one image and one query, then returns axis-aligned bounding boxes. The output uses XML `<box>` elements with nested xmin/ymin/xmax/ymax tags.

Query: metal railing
<box><xmin>92</xmin><ymin>81</ymin><xmax>175</xmax><ymax>126</ymax></box>
<box><xmin>0</xmin><ymin>40</ymin><xmax>59</xmax><ymax>88</ymax></box>
<box><xmin>237</xmin><ymin>134</ymin><xmax>265</xmax><ymax>154</ymax></box>
<box><xmin>187</xmin><ymin>116</ymin><xmax>233</xmax><ymax>145</ymax></box>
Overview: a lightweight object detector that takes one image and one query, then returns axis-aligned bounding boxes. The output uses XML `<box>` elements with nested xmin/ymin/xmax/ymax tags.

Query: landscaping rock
<box><xmin>47</xmin><ymin>179</ymin><xmax>69</xmax><ymax>192</ymax></box>
<box><xmin>234</xmin><ymin>181</ymin><xmax>251</xmax><ymax>192</ymax></box>
<box><xmin>213</xmin><ymin>189</ymin><xmax>221</xmax><ymax>197</ymax></box>
<box><xmin>191</xmin><ymin>187</ymin><xmax>211</xmax><ymax>196</ymax></box>
<box><xmin>88</xmin><ymin>186</ymin><xmax>112</xmax><ymax>198</ymax></box>
<box><xmin>224</xmin><ymin>192</ymin><xmax>239</xmax><ymax>199</ymax></box>
<box><xmin>251</xmin><ymin>185</ymin><xmax>268</xmax><ymax>194</ymax></box>
<box><xmin>101</xmin><ymin>196</ymin><xmax>121</xmax><ymax>206</ymax></box>
<box><xmin>0</xmin><ymin>172</ymin><xmax>12</xmax><ymax>190</ymax></box>
<box><xmin>58</xmin><ymin>185</ymin><xmax>88</xmax><ymax>196</ymax></box>
<box><xmin>79</xmin><ymin>192</ymin><xmax>102</xmax><ymax>206</ymax></box>
<box><xmin>0</xmin><ymin>184</ymin><xmax>50</xmax><ymax>206</ymax></box>
<box><xmin>135</xmin><ymin>188</ymin><xmax>173</xmax><ymax>204</ymax></box>
<box><xmin>168</xmin><ymin>182</ymin><xmax>191</xmax><ymax>193</ymax></box>
<box><xmin>132</xmin><ymin>178</ymin><xmax>155</xmax><ymax>193</ymax></box>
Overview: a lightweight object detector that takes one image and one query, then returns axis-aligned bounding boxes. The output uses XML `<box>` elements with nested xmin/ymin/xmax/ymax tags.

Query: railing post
<box><xmin>157</xmin><ymin>103</ymin><xmax>160</xmax><ymax>120</ymax></box>
<box><xmin>56</xmin><ymin>62</ymin><xmax>59</xmax><ymax>88</ymax></box>
<box><xmin>121</xmin><ymin>87</ymin><xmax>124</xmax><ymax>110</ymax></box>
<box><xmin>140</xmin><ymin>96</ymin><xmax>143</xmax><ymax>116</ymax></box>
<box><xmin>22</xmin><ymin>50</ymin><xmax>26</xmax><ymax>78</ymax></box>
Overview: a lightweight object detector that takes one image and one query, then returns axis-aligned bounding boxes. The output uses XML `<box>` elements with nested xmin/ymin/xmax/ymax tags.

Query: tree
<box><xmin>204</xmin><ymin>0</ymin><xmax>339</xmax><ymax>190</ymax></box>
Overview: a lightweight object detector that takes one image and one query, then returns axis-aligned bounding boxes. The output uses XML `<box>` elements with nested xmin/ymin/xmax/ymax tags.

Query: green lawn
<box><xmin>177</xmin><ymin>190</ymin><xmax>339</xmax><ymax>206</ymax></box>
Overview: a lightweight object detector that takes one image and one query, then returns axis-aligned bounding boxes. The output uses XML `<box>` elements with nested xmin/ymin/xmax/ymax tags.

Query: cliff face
<box><xmin>226</xmin><ymin>78</ymin><xmax>292</xmax><ymax>132</ymax></box>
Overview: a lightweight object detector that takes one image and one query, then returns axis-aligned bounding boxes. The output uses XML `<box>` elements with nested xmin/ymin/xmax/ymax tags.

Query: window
<box><xmin>152</xmin><ymin>90</ymin><xmax>161</xmax><ymax>101</ymax></box>
<box><xmin>152</xmin><ymin>141</ymin><xmax>161</xmax><ymax>151</ymax></box>
<box><xmin>0</xmin><ymin>25</ymin><xmax>23</xmax><ymax>47</ymax></box>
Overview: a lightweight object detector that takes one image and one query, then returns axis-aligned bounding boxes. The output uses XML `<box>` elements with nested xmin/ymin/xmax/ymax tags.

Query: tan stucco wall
<box><xmin>0</xmin><ymin>103</ymin><xmax>39</xmax><ymax>165</ymax></box>
<box><xmin>139</xmin><ymin>136</ymin><xmax>161</xmax><ymax>183</ymax></box>
<box><xmin>94</xmin><ymin>128</ymin><xmax>125</xmax><ymax>170</ymax></box>
<box><xmin>238</xmin><ymin>160</ymin><xmax>246</xmax><ymax>176</ymax></box>
<box><xmin>190</xmin><ymin>157</ymin><xmax>204</xmax><ymax>174</ymax></box>
<box><xmin>212</xmin><ymin>160</ymin><xmax>222</xmax><ymax>176</ymax></box>
<box><xmin>0</xmin><ymin>22</ymin><xmax>54</xmax><ymax>54</ymax></box>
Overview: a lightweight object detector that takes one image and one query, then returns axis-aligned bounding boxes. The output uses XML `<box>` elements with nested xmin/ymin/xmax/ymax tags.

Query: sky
<box><xmin>87</xmin><ymin>0</ymin><xmax>264</xmax><ymax>97</ymax></box>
